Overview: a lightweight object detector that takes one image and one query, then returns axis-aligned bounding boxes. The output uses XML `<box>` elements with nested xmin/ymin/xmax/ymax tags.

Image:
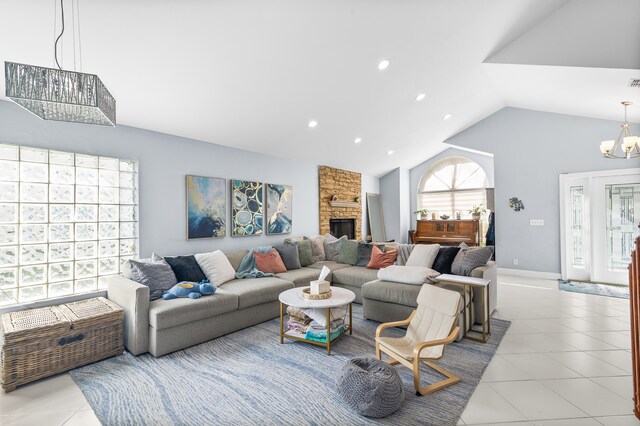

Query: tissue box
<box><xmin>310</xmin><ymin>280</ymin><xmax>330</xmax><ymax>295</ymax></box>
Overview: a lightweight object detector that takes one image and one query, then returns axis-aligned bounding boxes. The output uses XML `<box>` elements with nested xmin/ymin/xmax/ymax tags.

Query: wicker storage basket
<box><xmin>1</xmin><ymin>297</ymin><xmax>124</xmax><ymax>392</ymax></box>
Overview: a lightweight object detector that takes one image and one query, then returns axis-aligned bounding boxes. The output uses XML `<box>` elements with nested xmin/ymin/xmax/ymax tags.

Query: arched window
<box><xmin>417</xmin><ymin>156</ymin><xmax>489</xmax><ymax>217</ymax></box>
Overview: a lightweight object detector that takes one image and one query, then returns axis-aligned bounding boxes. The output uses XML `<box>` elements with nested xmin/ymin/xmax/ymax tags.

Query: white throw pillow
<box><xmin>377</xmin><ymin>265</ymin><xmax>440</xmax><ymax>285</ymax></box>
<box><xmin>405</xmin><ymin>244</ymin><xmax>440</xmax><ymax>268</ymax></box>
<box><xmin>195</xmin><ymin>250</ymin><xmax>236</xmax><ymax>286</ymax></box>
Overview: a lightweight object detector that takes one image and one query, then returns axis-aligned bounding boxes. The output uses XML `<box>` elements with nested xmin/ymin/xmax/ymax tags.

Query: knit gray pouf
<box><xmin>336</xmin><ymin>356</ymin><xmax>405</xmax><ymax>418</ymax></box>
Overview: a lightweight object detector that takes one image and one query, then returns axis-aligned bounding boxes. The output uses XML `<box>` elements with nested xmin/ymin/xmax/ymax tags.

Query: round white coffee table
<box><xmin>279</xmin><ymin>286</ymin><xmax>356</xmax><ymax>355</ymax></box>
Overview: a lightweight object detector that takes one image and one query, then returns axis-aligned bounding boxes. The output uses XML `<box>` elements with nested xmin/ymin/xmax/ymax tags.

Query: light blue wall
<box><xmin>409</xmin><ymin>147</ymin><xmax>495</xmax><ymax>229</ymax></box>
<box><xmin>445</xmin><ymin>107</ymin><xmax>639</xmax><ymax>273</ymax></box>
<box><xmin>0</xmin><ymin>100</ymin><xmax>377</xmax><ymax>256</ymax></box>
<box><xmin>379</xmin><ymin>167</ymin><xmax>410</xmax><ymax>243</ymax></box>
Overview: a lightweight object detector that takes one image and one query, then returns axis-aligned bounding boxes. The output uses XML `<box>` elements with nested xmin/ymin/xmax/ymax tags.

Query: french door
<box><xmin>560</xmin><ymin>169</ymin><xmax>640</xmax><ymax>285</ymax></box>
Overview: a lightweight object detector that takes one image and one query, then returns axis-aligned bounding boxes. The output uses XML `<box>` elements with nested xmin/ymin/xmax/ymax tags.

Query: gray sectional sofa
<box><xmin>107</xmin><ymin>249</ymin><xmax>497</xmax><ymax>357</ymax></box>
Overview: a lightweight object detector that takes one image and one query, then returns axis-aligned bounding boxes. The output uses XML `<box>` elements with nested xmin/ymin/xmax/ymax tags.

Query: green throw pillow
<box><xmin>285</xmin><ymin>238</ymin><xmax>314</xmax><ymax>267</ymax></box>
<box><xmin>337</xmin><ymin>239</ymin><xmax>359</xmax><ymax>265</ymax></box>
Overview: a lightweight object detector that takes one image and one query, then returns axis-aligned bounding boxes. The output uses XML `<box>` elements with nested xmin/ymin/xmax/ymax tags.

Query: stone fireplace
<box><xmin>318</xmin><ymin>166</ymin><xmax>362</xmax><ymax>240</ymax></box>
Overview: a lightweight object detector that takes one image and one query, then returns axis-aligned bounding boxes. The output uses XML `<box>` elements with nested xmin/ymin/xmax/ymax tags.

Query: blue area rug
<box><xmin>559</xmin><ymin>279</ymin><xmax>629</xmax><ymax>299</ymax></box>
<box><xmin>70</xmin><ymin>305</ymin><xmax>510</xmax><ymax>425</ymax></box>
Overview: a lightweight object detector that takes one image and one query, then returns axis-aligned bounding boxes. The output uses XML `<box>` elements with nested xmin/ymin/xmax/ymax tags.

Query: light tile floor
<box><xmin>460</xmin><ymin>275</ymin><xmax>639</xmax><ymax>426</ymax></box>
<box><xmin>0</xmin><ymin>274</ymin><xmax>637</xmax><ymax>425</ymax></box>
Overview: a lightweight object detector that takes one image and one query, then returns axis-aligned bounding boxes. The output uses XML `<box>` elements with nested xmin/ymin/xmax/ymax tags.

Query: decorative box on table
<box><xmin>1</xmin><ymin>297</ymin><xmax>124</xmax><ymax>392</ymax></box>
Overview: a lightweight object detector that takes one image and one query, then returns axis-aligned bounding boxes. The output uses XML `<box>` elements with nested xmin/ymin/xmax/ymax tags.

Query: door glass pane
<box><xmin>570</xmin><ymin>186</ymin><xmax>585</xmax><ymax>269</ymax></box>
<box><xmin>606</xmin><ymin>183</ymin><xmax>640</xmax><ymax>272</ymax></box>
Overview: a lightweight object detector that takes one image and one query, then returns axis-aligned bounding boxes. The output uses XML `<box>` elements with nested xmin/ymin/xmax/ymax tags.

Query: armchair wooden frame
<box><xmin>375</xmin><ymin>311</ymin><xmax>461</xmax><ymax>396</ymax></box>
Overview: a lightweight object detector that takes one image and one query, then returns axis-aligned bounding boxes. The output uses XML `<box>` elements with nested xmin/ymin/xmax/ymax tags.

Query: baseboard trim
<box><xmin>498</xmin><ymin>268</ymin><xmax>561</xmax><ymax>280</ymax></box>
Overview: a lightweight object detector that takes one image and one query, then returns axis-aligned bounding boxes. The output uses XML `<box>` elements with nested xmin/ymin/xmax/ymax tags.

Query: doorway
<box><xmin>560</xmin><ymin>168</ymin><xmax>640</xmax><ymax>285</ymax></box>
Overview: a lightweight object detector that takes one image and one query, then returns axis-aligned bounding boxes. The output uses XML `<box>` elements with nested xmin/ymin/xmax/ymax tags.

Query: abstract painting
<box><xmin>186</xmin><ymin>175</ymin><xmax>226</xmax><ymax>239</ymax></box>
<box><xmin>266</xmin><ymin>184</ymin><xmax>292</xmax><ymax>234</ymax></box>
<box><xmin>231</xmin><ymin>179</ymin><xmax>263</xmax><ymax>236</ymax></box>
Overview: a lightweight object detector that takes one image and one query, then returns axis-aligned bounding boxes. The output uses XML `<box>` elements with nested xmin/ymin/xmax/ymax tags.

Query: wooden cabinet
<box><xmin>411</xmin><ymin>219</ymin><xmax>480</xmax><ymax>246</ymax></box>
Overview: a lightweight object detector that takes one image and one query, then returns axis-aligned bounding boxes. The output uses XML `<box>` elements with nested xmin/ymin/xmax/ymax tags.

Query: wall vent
<box><xmin>630</xmin><ymin>79</ymin><xmax>640</xmax><ymax>88</ymax></box>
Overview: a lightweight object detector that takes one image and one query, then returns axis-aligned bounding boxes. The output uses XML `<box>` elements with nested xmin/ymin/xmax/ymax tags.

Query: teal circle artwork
<box><xmin>232</xmin><ymin>179</ymin><xmax>263</xmax><ymax>236</ymax></box>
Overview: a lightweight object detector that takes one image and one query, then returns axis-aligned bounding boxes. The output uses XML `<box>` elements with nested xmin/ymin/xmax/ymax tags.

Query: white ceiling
<box><xmin>0</xmin><ymin>0</ymin><xmax>638</xmax><ymax>177</ymax></box>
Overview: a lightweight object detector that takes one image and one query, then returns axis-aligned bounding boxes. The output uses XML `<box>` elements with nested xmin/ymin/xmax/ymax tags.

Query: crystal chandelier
<box><xmin>599</xmin><ymin>101</ymin><xmax>639</xmax><ymax>159</ymax></box>
<box><xmin>4</xmin><ymin>0</ymin><xmax>115</xmax><ymax>126</ymax></box>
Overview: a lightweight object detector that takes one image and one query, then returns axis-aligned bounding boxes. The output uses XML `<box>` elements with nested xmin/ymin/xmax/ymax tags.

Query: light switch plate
<box><xmin>530</xmin><ymin>219</ymin><xmax>544</xmax><ymax>226</ymax></box>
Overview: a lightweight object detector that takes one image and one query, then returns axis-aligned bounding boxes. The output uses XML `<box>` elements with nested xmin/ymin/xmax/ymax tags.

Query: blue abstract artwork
<box><xmin>266</xmin><ymin>183</ymin><xmax>292</xmax><ymax>235</ymax></box>
<box><xmin>186</xmin><ymin>175</ymin><xmax>226</xmax><ymax>239</ymax></box>
<box><xmin>231</xmin><ymin>179</ymin><xmax>263</xmax><ymax>236</ymax></box>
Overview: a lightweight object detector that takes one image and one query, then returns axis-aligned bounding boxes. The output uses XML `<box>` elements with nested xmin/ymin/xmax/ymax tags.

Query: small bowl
<box><xmin>440</xmin><ymin>215</ymin><xmax>450</xmax><ymax>220</ymax></box>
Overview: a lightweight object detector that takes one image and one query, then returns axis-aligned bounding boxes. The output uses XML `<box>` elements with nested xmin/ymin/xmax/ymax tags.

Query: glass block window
<box><xmin>0</xmin><ymin>144</ymin><xmax>138</xmax><ymax>306</ymax></box>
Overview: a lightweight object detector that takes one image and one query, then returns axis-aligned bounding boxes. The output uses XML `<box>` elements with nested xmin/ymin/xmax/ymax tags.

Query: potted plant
<box><xmin>468</xmin><ymin>204</ymin><xmax>487</xmax><ymax>220</ymax></box>
<box><xmin>414</xmin><ymin>209</ymin><xmax>430</xmax><ymax>220</ymax></box>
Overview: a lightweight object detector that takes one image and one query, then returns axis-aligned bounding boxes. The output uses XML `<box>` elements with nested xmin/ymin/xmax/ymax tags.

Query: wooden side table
<box><xmin>435</xmin><ymin>274</ymin><xmax>491</xmax><ymax>343</ymax></box>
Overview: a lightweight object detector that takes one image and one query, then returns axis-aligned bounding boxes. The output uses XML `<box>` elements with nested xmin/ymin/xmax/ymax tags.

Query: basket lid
<box><xmin>58</xmin><ymin>297</ymin><xmax>123</xmax><ymax>327</ymax></box>
<box><xmin>1</xmin><ymin>306</ymin><xmax>71</xmax><ymax>338</ymax></box>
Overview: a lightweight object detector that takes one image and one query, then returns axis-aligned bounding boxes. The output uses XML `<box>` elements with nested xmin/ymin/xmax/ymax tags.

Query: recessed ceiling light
<box><xmin>354</xmin><ymin>138</ymin><xmax>362</xmax><ymax>144</ymax></box>
<box><xmin>308</xmin><ymin>120</ymin><xmax>318</xmax><ymax>128</ymax></box>
<box><xmin>442</xmin><ymin>114</ymin><xmax>452</xmax><ymax>121</ymax></box>
<box><xmin>378</xmin><ymin>59</ymin><xmax>390</xmax><ymax>70</ymax></box>
<box><xmin>387</xmin><ymin>150</ymin><xmax>394</xmax><ymax>156</ymax></box>
<box><xmin>415</xmin><ymin>93</ymin><xmax>426</xmax><ymax>101</ymax></box>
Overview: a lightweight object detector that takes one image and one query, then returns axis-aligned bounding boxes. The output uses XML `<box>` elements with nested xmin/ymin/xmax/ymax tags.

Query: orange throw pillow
<box><xmin>254</xmin><ymin>248</ymin><xmax>287</xmax><ymax>273</ymax></box>
<box><xmin>367</xmin><ymin>245</ymin><xmax>398</xmax><ymax>269</ymax></box>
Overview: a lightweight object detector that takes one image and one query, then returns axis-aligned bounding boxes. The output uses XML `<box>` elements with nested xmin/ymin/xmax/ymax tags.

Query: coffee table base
<box><xmin>279</xmin><ymin>302</ymin><xmax>353</xmax><ymax>355</ymax></box>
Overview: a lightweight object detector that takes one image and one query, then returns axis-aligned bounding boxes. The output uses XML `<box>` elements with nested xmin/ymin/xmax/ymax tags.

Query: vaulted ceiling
<box><xmin>1</xmin><ymin>0</ymin><xmax>638</xmax><ymax>177</ymax></box>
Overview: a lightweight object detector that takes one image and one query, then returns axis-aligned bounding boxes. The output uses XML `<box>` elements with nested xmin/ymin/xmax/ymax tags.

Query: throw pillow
<box><xmin>274</xmin><ymin>244</ymin><xmax>301</xmax><ymax>270</ymax></box>
<box><xmin>195</xmin><ymin>250</ymin><xmax>236</xmax><ymax>286</ymax></box>
<box><xmin>285</xmin><ymin>238</ymin><xmax>314</xmax><ymax>267</ymax></box>
<box><xmin>324</xmin><ymin>235</ymin><xmax>346</xmax><ymax>261</ymax></box>
<box><xmin>129</xmin><ymin>260</ymin><xmax>178</xmax><ymax>301</ymax></box>
<box><xmin>337</xmin><ymin>239</ymin><xmax>359</xmax><ymax>265</ymax></box>
<box><xmin>432</xmin><ymin>246</ymin><xmax>461</xmax><ymax>274</ymax></box>
<box><xmin>405</xmin><ymin>244</ymin><xmax>440</xmax><ymax>268</ymax></box>
<box><xmin>121</xmin><ymin>252</ymin><xmax>165</xmax><ymax>279</ymax></box>
<box><xmin>367</xmin><ymin>245</ymin><xmax>398</xmax><ymax>269</ymax></box>
<box><xmin>355</xmin><ymin>242</ymin><xmax>382</xmax><ymax>267</ymax></box>
<box><xmin>451</xmin><ymin>246</ymin><xmax>494</xmax><ymax>276</ymax></box>
<box><xmin>164</xmin><ymin>255</ymin><xmax>207</xmax><ymax>283</ymax></box>
<box><xmin>377</xmin><ymin>265</ymin><xmax>440</xmax><ymax>285</ymax></box>
<box><xmin>254</xmin><ymin>248</ymin><xmax>287</xmax><ymax>273</ymax></box>
<box><xmin>305</xmin><ymin>235</ymin><xmax>326</xmax><ymax>262</ymax></box>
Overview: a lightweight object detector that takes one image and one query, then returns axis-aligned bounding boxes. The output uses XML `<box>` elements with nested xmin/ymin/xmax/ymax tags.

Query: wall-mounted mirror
<box><xmin>367</xmin><ymin>193</ymin><xmax>386</xmax><ymax>242</ymax></box>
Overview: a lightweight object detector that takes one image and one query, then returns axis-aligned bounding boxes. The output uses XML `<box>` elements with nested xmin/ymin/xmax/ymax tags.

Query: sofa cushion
<box><xmin>254</xmin><ymin>248</ymin><xmax>287</xmax><ymax>273</ymax></box>
<box><xmin>130</xmin><ymin>259</ymin><xmax>178</xmax><ymax>301</ymax></box>
<box><xmin>225</xmin><ymin>250</ymin><xmax>249</xmax><ymax>271</ymax></box>
<box><xmin>305</xmin><ymin>235</ymin><xmax>326</xmax><ymax>262</ymax></box>
<box><xmin>405</xmin><ymin>244</ymin><xmax>440</xmax><ymax>268</ymax></box>
<box><xmin>149</xmin><ymin>290</ymin><xmax>239</xmax><ymax>330</ymax></box>
<box><xmin>275</xmin><ymin>267</ymin><xmax>328</xmax><ymax>286</ymax></box>
<box><xmin>195</xmin><ymin>250</ymin><xmax>236</xmax><ymax>285</ymax></box>
<box><xmin>308</xmin><ymin>261</ymin><xmax>353</xmax><ymax>272</ymax></box>
<box><xmin>355</xmin><ymin>243</ymin><xmax>383</xmax><ymax>267</ymax></box>
<box><xmin>432</xmin><ymin>246</ymin><xmax>461</xmax><ymax>275</ymax></box>
<box><xmin>332</xmin><ymin>266</ymin><xmax>380</xmax><ymax>288</ymax></box>
<box><xmin>451</xmin><ymin>246</ymin><xmax>494</xmax><ymax>276</ymax></box>
<box><xmin>377</xmin><ymin>265</ymin><xmax>439</xmax><ymax>285</ymax></box>
<box><xmin>362</xmin><ymin>280</ymin><xmax>420</xmax><ymax>307</ymax></box>
<box><xmin>337</xmin><ymin>239</ymin><xmax>359</xmax><ymax>265</ymax></box>
<box><xmin>164</xmin><ymin>255</ymin><xmax>207</xmax><ymax>283</ymax></box>
<box><xmin>220</xmin><ymin>277</ymin><xmax>294</xmax><ymax>309</ymax></box>
<box><xmin>367</xmin><ymin>246</ymin><xmax>397</xmax><ymax>269</ymax></box>
<box><xmin>274</xmin><ymin>244</ymin><xmax>301</xmax><ymax>270</ymax></box>
<box><xmin>324</xmin><ymin>235</ymin><xmax>346</xmax><ymax>261</ymax></box>
<box><xmin>285</xmin><ymin>239</ymin><xmax>314</xmax><ymax>267</ymax></box>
